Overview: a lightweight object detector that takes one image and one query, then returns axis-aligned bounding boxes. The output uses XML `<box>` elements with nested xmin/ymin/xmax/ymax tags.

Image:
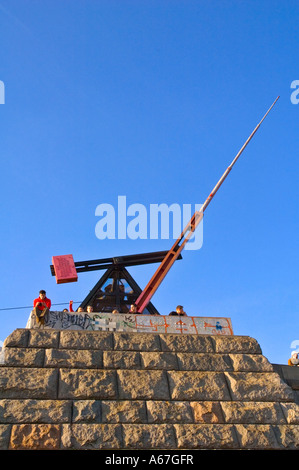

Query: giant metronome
<box><xmin>51</xmin><ymin>97</ymin><xmax>279</xmax><ymax>315</ymax></box>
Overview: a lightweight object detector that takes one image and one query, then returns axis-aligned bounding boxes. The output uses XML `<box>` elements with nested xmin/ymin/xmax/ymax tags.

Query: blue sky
<box><xmin>0</xmin><ymin>0</ymin><xmax>298</xmax><ymax>364</ymax></box>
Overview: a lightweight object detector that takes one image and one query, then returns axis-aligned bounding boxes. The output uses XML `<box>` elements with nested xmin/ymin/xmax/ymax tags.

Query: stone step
<box><xmin>0</xmin><ymin>367</ymin><xmax>296</xmax><ymax>402</ymax></box>
<box><xmin>1</xmin><ymin>399</ymin><xmax>298</xmax><ymax>425</ymax></box>
<box><xmin>1</xmin><ymin>347</ymin><xmax>274</xmax><ymax>372</ymax></box>
<box><xmin>1</xmin><ymin>422</ymin><xmax>298</xmax><ymax>450</ymax></box>
<box><xmin>3</xmin><ymin>328</ymin><xmax>262</xmax><ymax>354</ymax></box>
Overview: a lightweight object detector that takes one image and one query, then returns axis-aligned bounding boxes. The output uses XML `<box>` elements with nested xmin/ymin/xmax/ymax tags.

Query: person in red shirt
<box><xmin>33</xmin><ymin>290</ymin><xmax>51</xmax><ymax>325</ymax></box>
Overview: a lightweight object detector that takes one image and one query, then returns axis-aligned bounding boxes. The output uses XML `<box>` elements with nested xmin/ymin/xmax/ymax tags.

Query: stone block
<box><xmin>61</xmin><ymin>423</ymin><xmax>122</xmax><ymax>449</ymax></box>
<box><xmin>221</xmin><ymin>401</ymin><xmax>286</xmax><ymax>424</ymax></box>
<box><xmin>212</xmin><ymin>336</ymin><xmax>262</xmax><ymax>354</ymax></box>
<box><xmin>122</xmin><ymin>424</ymin><xmax>176</xmax><ymax>449</ymax></box>
<box><xmin>103</xmin><ymin>351</ymin><xmax>141</xmax><ymax>369</ymax></box>
<box><xmin>45</xmin><ymin>348</ymin><xmax>103</xmax><ymax>368</ymax></box>
<box><xmin>3</xmin><ymin>329</ymin><xmax>29</xmax><ymax>348</ymax></box>
<box><xmin>0</xmin><ymin>399</ymin><xmax>71</xmax><ymax>423</ymax></box>
<box><xmin>0</xmin><ymin>348</ymin><xmax>44</xmax><ymax>367</ymax></box>
<box><xmin>59</xmin><ymin>331</ymin><xmax>113</xmax><ymax>350</ymax></box>
<box><xmin>146</xmin><ymin>400</ymin><xmax>193</xmax><ymax>423</ymax></box>
<box><xmin>273</xmin><ymin>425</ymin><xmax>299</xmax><ymax>449</ymax></box>
<box><xmin>225</xmin><ymin>372</ymin><xmax>296</xmax><ymax>402</ymax></box>
<box><xmin>174</xmin><ymin>424</ymin><xmax>239</xmax><ymax>449</ymax></box>
<box><xmin>113</xmin><ymin>332</ymin><xmax>161</xmax><ymax>351</ymax></box>
<box><xmin>29</xmin><ymin>329</ymin><xmax>60</xmax><ymax>349</ymax></box>
<box><xmin>10</xmin><ymin>424</ymin><xmax>61</xmax><ymax>450</ymax></box>
<box><xmin>190</xmin><ymin>401</ymin><xmax>224</xmax><ymax>423</ymax></box>
<box><xmin>159</xmin><ymin>334</ymin><xmax>213</xmax><ymax>353</ymax></box>
<box><xmin>0</xmin><ymin>368</ymin><xmax>58</xmax><ymax>399</ymax></box>
<box><xmin>102</xmin><ymin>400</ymin><xmax>147</xmax><ymax>423</ymax></box>
<box><xmin>0</xmin><ymin>425</ymin><xmax>11</xmax><ymax>450</ymax></box>
<box><xmin>72</xmin><ymin>400</ymin><xmax>101</xmax><ymax>423</ymax></box>
<box><xmin>167</xmin><ymin>371</ymin><xmax>230</xmax><ymax>400</ymax></box>
<box><xmin>279</xmin><ymin>402</ymin><xmax>299</xmax><ymax>424</ymax></box>
<box><xmin>117</xmin><ymin>370</ymin><xmax>170</xmax><ymax>400</ymax></box>
<box><xmin>234</xmin><ymin>424</ymin><xmax>279</xmax><ymax>449</ymax></box>
<box><xmin>177</xmin><ymin>353</ymin><xmax>232</xmax><ymax>371</ymax></box>
<box><xmin>59</xmin><ymin>369</ymin><xmax>117</xmax><ymax>399</ymax></box>
<box><xmin>229</xmin><ymin>354</ymin><xmax>273</xmax><ymax>371</ymax></box>
<box><xmin>140</xmin><ymin>352</ymin><xmax>179</xmax><ymax>370</ymax></box>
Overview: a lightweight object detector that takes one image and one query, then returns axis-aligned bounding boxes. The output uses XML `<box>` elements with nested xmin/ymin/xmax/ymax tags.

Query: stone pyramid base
<box><xmin>0</xmin><ymin>328</ymin><xmax>298</xmax><ymax>450</ymax></box>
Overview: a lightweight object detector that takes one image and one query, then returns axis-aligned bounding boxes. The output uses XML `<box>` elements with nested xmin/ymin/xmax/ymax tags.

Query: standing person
<box><xmin>69</xmin><ymin>301</ymin><xmax>84</xmax><ymax>313</ymax></box>
<box><xmin>33</xmin><ymin>290</ymin><xmax>51</xmax><ymax>325</ymax></box>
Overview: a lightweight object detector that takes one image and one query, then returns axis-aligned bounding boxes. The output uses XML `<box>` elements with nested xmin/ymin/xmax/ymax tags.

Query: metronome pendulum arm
<box><xmin>134</xmin><ymin>97</ymin><xmax>280</xmax><ymax>314</ymax></box>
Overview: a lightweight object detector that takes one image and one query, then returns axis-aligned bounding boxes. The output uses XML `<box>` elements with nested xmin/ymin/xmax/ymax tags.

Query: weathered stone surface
<box><xmin>0</xmin><ymin>399</ymin><xmax>71</xmax><ymax>423</ymax></box>
<box><xmin>280</xmin><ymin>402</ymin><xmax>299</xmax><ymax>424</ymax></box>
<box><xmin>229</xmin><ymin>354</ymin><xmax>273</xmax><ymax>371</ymax></box>
<box><xmin>159</xmin><ymin>334</ymin><xmax>213</xmax><ymax>353</ymax></box>
<box><xmin>225</xmin><ymin>372</ymin><xmax>296</xmax><ymax>402</ymax></box>
<box><xmin>10</xmin><ymin>424</ymin><xmax>60</xmax><ymax>450</ymax></box>
<box><xmin>45</xmin><ymin>348</ymin><xmax>103</xmax><ymax>368</ymax></box>
<box><xmin>1</xmin><ymin>328</ymin><xmax>298</xmax><ymax>450</ymax></box>
<box><xmin>102</xmin><ymin>400</ymin><xmax>147</xmax><ymax>423</ymax></box>
<box><xmin>29</xmin><ymin>329</ymin><xmax>60</xmax><ymax>349</ymax></box>
<box><xmin>60</xmin><ymin>331</ymin><xmax>113</xmax><ymax>350</ymax></box>
<box><xmin>117</xmin><ymin>370</ymin><xmax>170</xmax><ymax>400</ymax></box>
<box><xmin>174</xmin><ymin>424</ymin><xmax>239</xmax><ymax>449</ymax></box>
<box><xmin>234</xmin><ymin>424</ymin><xmax>279</xmax><ymax>449</ymax></box>
<box><xmin>59</xmin><ymin>369</ymin><xmax>117</xmax><ymax>399</ymax></box>
<box><xmin>212</xmin><ymin>335</ymin><xmax>262</xmax><ymax>354</ymax></box>
<box><xmin>0</xmin><ymin>367</ymin><xmax>58</xmax><ymax>399</ymax></box>
<box><xmin>273</xmin><ymin>425</ymin><xmax>299</xmax><ymax>449</ymax></box>
<box><xmin>3</xmin><ymin>329</ymin><xmax>29</xmax><ymax>348</ymax></box>
<box><xmin>61</xmin><ymin>423</ymin><xmax>122</xmax><ymax>449</ymax></box>
<box><xmin>103</xmin><ymin>351</ymin><xmax>141</xmax><ymax>369</ymax></box>
<box><xmin>177</xmin><ymin>353</ymin><xmax>232</xmax><ymax>371</ymax></box>
<box><xmin>72</xmin><ymin>400</ymin><xmax>101</xmax><ymax>423</ymax></box>
<box><xmin>0</xmin><ymin>424</ymin><xmax>11</xmax><ymax>450</ymax></box>
<box><xmin>146</xmin><ymin>400</ymin><xmax>193</xmax><ymax>423</ymax></box>
<box><xmin>0</xmin><ymin>347</ymin><xmax>44</xmax><ymax>367</ymax></box>
<box><xmin>141</xmin><ymin>352</ymin><xmax>179</xmax><ymax>370</ymax></box>
<box><xmin>221</xmin><ymin>401</ymin><xmax>285</xmax><ymax>424</ymax></box>
<box><xmin>114</xmin><ymin>332</ymin><xmax>161</xmax><ymax>351</ymax></box>
<box><xmin>168</xmin><ymin>371</ymin><xmax>230</xmax><ymax>400</ymax></box>
<box><xmin>122</xmin><ymin>424</ymin><xmax>176</xmax><ymax>449</ymax></box>
<box><xmin>190</xmin><ymin>401</ymin><xmax>224</xmax><ymax>423</ymax></box>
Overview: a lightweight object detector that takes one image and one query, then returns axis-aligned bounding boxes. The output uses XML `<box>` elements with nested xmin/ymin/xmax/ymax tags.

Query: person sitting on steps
<box><xmin>33</xmin><ymin>290</ymin><xmax>51</xmax><ymax>326</ymax></box>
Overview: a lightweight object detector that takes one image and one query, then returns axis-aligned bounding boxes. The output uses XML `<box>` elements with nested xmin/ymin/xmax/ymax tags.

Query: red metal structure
<box><xmin>52</xmin><ymin>254</ymin><xmax>78</xmax><ymax>284</ymax></box>
<box><xmin>135</xmin><ymin>97</ymin><xmax>280</xmax><ymax>313</ymax></box>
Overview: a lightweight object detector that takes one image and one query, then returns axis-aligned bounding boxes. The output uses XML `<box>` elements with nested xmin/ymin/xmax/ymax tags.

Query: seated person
<box><xmin>288</xmin><ymin>351</ymin><xmax>299</xmax><ymax>366</ymax></box>
<box><xmin>169</xmin><ymin>305</ymin><xmax>187</xmax><ymax>316</ymax></box>
<box><xmin>128</xmin><ymin>304</ymin><xmax>138</xmax><ymax>313</ymax></box>
<box><xmin>33</xmin><ymin>290</ymin><xmax>51</xmax><ymax>325</ymax></box>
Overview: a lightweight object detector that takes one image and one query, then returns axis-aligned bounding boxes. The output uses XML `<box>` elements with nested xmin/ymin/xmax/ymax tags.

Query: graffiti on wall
<box><xmin>26</xmin><ymin>310</ymin><xmax>233</xmax><ymax>335</ymax></box>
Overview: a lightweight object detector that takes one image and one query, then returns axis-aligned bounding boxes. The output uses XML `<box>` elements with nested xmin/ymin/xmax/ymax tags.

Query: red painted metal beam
<box><xmin>135</xmin><ymin>97</ymin><xmax>280</xmax><ymax>313</ymax></box>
